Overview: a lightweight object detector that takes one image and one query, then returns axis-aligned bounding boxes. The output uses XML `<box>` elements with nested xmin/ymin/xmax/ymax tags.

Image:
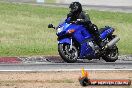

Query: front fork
<box><xmin>70</xmin><ymin>37</ymin><xmax>73</xmax><ymax>50</ymax></box>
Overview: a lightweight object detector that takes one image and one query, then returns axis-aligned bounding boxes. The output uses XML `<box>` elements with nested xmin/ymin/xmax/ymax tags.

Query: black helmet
<box><xmin>69</xmin><ymin>2</ymin><xmax>82</xmax><ymax>13</ymax></box>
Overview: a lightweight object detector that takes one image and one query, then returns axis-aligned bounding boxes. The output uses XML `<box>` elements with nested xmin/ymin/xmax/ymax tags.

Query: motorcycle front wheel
<box><xmin>58</xmin><ymin>44</ymin><xmax>78</xmax><ymax>63</ymax></box>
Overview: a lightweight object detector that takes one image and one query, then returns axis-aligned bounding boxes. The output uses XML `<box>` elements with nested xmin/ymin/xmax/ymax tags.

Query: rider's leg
<box><xmin>88</xmin><ymin>24</ymin><xmax>103</xmax><ymax>48</ymax></box>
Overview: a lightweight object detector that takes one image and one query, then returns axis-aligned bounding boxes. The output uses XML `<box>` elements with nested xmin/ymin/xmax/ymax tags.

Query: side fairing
<box><xmin>79</xmin><ymin>43</ymin><xmax>95</xmax><ymax>58</ymax></box>
<box><xmin>72</xmin><ymin>25</ymin><xmax>92</xmax><ymax>44</ymax></box>
<box><xmin>71</xmin><ymin>25</ymin><xmax>95</xmax><ymax>58</ymax></box>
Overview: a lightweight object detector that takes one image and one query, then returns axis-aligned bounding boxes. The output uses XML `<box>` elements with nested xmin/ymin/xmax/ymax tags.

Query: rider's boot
<box><xmin>91</xmin><ymin>24</ymin><xmax>104</xmax><ymax>49</ymax></box>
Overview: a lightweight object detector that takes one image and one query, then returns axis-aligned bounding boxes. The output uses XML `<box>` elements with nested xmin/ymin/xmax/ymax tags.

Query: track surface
<box><xmin>0</xmin><ymin>56</ymin><xmax>131</xmax><ymax>71</ymax></box>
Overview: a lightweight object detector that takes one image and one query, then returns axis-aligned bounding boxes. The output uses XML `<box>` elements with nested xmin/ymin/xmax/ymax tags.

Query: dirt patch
<box><xmin>0</xmin><ymin>70</ymin><xmax>131</xmax><ymax>88</ymax></box>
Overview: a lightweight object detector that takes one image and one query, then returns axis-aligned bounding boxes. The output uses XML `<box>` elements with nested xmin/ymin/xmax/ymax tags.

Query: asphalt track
<box><xmin>0</xmin><ymin>56</ymin><xmax>131</xmax><ymax>71</ymax></box>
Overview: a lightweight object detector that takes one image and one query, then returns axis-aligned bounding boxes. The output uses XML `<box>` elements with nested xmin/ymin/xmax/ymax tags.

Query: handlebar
<box><xmin>69</xmin><ymin>19</ymin><xmax>84</xmax><ymax>24</ymax></box>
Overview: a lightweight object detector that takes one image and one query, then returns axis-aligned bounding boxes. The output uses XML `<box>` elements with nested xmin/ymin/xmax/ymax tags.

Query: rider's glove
<box><xmin>77</xmin><ymin>19</ymin><xmax>83</xmax><ymax>21</ymax></box>
<box><xmin>76</xmin><ymin>19</ymin><xmax>84</xmax><ymax>24</ymax></box>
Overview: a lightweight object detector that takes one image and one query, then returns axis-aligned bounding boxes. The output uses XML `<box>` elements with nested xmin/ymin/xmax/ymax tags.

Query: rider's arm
<box><xmin>79</xmin><ymin>12</ymin><xmax>92</xmax><ymax>24</ymax></box>
<box><xmin>67</xmin><ymin>12</ymin><xmax>73</xmax><ymax>18</ymax></box>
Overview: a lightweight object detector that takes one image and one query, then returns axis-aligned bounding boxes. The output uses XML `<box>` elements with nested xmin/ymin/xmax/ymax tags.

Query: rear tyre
<box><xmin>102</xmin><ymin>45</ymin><xmax>118</xmax><ymax>62</ymax></box>
<box><xmin>58</xmin><ymin>44</ymin><xmax>78</xmax><ymax>63</ymax></box>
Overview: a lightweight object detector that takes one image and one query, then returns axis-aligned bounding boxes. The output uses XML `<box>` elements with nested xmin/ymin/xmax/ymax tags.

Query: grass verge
<box><xmin>0</xmin><ymin>2</ymin><xmax>131</xmax><ymax>56</ymax></box>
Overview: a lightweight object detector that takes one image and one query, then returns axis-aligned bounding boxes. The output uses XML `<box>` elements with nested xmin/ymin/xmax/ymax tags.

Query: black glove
<box><xmin>76</xmin><ymin>19</ymin><xmax>84</xmax><ymax>24</ymax></box>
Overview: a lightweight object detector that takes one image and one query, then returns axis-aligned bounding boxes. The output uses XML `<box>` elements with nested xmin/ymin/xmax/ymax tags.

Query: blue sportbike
<box><xmin>48</xmin><ymin>18</ymin><xmax>120</xmax><ymax>63</ymax></box>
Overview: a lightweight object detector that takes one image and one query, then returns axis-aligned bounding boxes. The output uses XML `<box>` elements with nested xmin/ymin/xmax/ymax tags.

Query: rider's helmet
<box><xmin>69</xmin><ymin>2</ymin><xmax>82</xmax><ymax>13</ymax></box>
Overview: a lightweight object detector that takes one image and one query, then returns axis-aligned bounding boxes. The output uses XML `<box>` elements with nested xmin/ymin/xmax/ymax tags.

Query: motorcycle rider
<box><xmin>67</xmin><ymin>2</ymin><xmax>103</xmax><ymax>48</ymax></box>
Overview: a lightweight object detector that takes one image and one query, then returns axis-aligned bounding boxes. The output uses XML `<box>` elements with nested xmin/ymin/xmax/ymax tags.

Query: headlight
<box><xmin>57</xmin><ymin>26</ymin><xmax>64</xmax><ymax>34</ymax></box>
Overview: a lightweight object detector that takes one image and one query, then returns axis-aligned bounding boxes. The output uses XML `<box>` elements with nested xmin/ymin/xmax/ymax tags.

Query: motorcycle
<box><xmin>48</xmin><ymin>17</ymin><xmax>120</xmax><ymax>63</ymax></box>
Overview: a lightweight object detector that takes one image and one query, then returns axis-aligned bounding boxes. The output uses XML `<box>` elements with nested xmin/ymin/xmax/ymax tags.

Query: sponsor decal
<box><xmin>79</xmin><ymin>68</ymin><xmax>131</xmax><ymax>86</ymax></box>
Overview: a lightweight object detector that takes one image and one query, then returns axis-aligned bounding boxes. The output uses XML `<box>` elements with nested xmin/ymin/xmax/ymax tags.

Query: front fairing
<box><xmin>56</xmin><ymin>18</ymin><xmax>78</xmax><ymax>37</ymax></box>
<box><xmin>56</xmin><ymin>22</ymin><xmax>70</xmax><ymax>36</ymax></box>
<box><xmin>56</xmin><ymin>17</ymin><xmax>75</xmax><ymax>36</ymax></box>
<box><xmin>56</xmin><ymin>17</ymin><xmax>92</xmax><ymax>40</ymax></box>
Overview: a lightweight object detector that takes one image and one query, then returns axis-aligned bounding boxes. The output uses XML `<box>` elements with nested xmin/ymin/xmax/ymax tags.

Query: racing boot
<box><xmin>91</xmin><ymin>24</ymin><xmax>104</xmax><ymax>49</ymax></box>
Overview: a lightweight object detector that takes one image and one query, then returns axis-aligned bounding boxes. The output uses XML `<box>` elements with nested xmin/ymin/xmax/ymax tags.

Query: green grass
<box><xmin>0</xmin><ymin>2</ymin><xmax>131</xmax><ymax>56</ymax></box>
<box><xmin>45</xmin><ymin>0</ymin><xmax>55</xmax><ymax>3</ymax></box>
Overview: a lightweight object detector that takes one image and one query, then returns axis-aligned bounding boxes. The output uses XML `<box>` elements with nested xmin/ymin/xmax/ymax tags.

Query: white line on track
<box><xmin>0</xmin><ymin>69</ymin><xmax>132</xmax><ymax>72</ymax></box>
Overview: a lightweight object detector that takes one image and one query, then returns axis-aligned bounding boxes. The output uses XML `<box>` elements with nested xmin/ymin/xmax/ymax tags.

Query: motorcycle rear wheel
<box><xmin>102</xmin><ymin>45</ymin><xmax>118</xmax><ymax>62</ymax></box>
<box><xmin>58</xmin><ymin>44</ymin><xmax>78</xmax><ymax>63</ymax></box>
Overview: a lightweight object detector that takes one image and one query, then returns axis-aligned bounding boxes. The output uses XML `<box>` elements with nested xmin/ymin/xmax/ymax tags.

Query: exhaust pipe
<box><xmin>105</xmin><ymin>36</ymin><xmax>120</xmax><ymax>48</ymax></box>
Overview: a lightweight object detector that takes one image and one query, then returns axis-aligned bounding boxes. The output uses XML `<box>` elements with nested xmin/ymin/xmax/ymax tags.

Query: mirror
<box><xmin>48</xmin><ymin>24</ymin><xmax>54</xmax><ymax>28</ymax></box>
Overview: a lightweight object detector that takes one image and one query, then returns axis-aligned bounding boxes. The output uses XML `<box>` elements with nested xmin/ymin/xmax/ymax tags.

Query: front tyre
<box><xmin>58</xmin><ymin>44</ymin><xmax>78</xmax><ymax>63</ymax></box>
<box><xmin>102</xmin><ymin>45</ymin><xmax>118</xmax><ymax>62</ymax></box>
